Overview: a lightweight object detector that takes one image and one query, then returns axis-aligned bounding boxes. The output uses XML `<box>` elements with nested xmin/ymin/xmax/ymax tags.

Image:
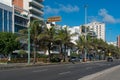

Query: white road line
<box><xmin>68</xmin><ymin>66</ymin><xmax>75</xmax><ymax>68</ymax></box>
<box><xmin>33</xmin><ymin>69</ymin><xmax>48</xmax><ymax>73</ymax></box>
<box><xmin>59</xmin><ymin>71</ymin><xmax>71</xmax><ymax>75</ymax></box>
<box><xmin>86</xmin><ymin>67</ymin><xmax>92</xmax><ymax>70</ymax></box>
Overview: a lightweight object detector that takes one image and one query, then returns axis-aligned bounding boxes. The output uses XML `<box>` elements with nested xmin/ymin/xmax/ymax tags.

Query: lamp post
<box><xmin>27</xmin><ymin>14</ymin><xmax>31</xmax><ymax>64</ymax></box>
<box><xmin>84</xmin><ymin>5</ymin><xmax>88</xmax><ymax>62</ymax></box>
<box><xmin>28</xmin><ymin>27</ymin><xmax>31</xmax><ymax>64</ymax></box>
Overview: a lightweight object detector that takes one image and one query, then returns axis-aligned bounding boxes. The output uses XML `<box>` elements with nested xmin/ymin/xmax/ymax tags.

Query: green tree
<box><xmin>38</xmin><ymin>26</ymin><xmax>56</xmax><ymax>62</ymax></box>
<box><xmin>30</xmin><ymin>20</ymin><xmax>45</xmax><ymax>64</ymax></box>
<box><xmin>17</xmin><ymin>20</ymin><xmax>45</xmax><ymax>64</ymax></box>
<box><xmin>0</xmin><ymin>32</ymin><xmax>20</xmax><ymax>56</ymax></box>
<box><xmin>54</xmin><ymin>27</ymin><xmax>76</xmax><ymax>61</ymax></box>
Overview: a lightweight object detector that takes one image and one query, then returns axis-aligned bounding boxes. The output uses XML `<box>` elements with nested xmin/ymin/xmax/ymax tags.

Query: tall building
<box><xmin>0</xmin><ymin>0</ymin><xmax>12</xmax><ymax>7</ymax></box>
<box><xmin>0</xmin><ymin>2</ymin><xmax>13</xmax><ymax>32</ymax></box>
<box><xmin>117</xmin><ymin>35</ymin><xmax>120</xmax><ymax>48</ymax></box>
<box><xmin>81</xmin><ymin>21</ymin><xmax>105</xmax><ymax>41</ymax></box>
<box><xmin>13</xmin><ymin>5</ymin><xmax>29</xmax><ymax>33</ymax></box>
<box><xmin>0</xmin><ymin>0</ymin><xmax>44</xmax><ymax>33</ymax></box>
<box><xmin>12</xmin><ymin>0</ymin><xmax>44</xmax><ymax>21</ymax></box>
<box><xmin>69</xmin><ymin>26</ymin><xmax>80</xmax><ymax>44</ymax></box>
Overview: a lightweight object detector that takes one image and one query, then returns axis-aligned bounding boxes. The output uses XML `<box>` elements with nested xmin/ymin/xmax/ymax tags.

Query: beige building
<box><xmin>80</xmin><ymin>21</ymin><xmax>106</xmax><ymax>41</ymax></box>
<box><xmin>117</xmin><ymin>35</ymin><xmax>120</xmax><ymax>48</ymax></box>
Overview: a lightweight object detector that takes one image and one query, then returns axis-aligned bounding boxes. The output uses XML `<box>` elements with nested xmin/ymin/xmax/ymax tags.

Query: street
<box><xmin>0</xmin><ymin>60</ymin><xmax>120</xmax><ymax>80</ymax></box>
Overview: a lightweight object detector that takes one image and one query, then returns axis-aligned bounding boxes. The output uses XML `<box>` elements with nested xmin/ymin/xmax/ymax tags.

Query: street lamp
<box><xmin>84</xmin><ymin>5</ymin><xmax>88</xmax><ymax>62</ymax></box>
<box><xmin>27</xmin><ymin>14</ymin><xmax>31</xmax><ymax>64</ymax></box>
<box><xmin>28</xmin><ymin>26</ymin><xmax>31</xmax><ymax>64</ymax></box>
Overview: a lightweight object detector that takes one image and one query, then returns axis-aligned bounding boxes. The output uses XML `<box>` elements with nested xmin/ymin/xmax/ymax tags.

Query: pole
<box><xmin>27</xmin><ymin>13</ymin><xmax>30</xmax><ymax>64</ymax></box>
<box><xmin>84</xmin><ymin>5</ymin><xmax>88</xmax><ymax>62</ymax></box>
<box><xmin>28</xmin><ymin>27</ymin><xmax>30</xmax><ymax>64</ymax></box>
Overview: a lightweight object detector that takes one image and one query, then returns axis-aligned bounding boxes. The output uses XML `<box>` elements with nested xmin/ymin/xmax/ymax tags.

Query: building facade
<box><xmin>117</xmin><ymin>35</ymin><xmax>120</xmax><ymax>48</ymax></box>
<box><xmin>69</xmin><ymin>26</ymin><xmax>80</xmax><ymax>44</ymax></box>
<box><xmin>11</xmin><ymin>0</ymin><xmax>44</xmax><ymax>33</ymax></box>
<box><xmin>107</xmin><ymin>42</ymin><xmax>117</xmax><ymax>47</ymax></box>
<box><xmin>81</xmin><ymin>21</ymin><xmax>105</xmax><ymax>41</ymax></box>
<box><xmin>0</xmin><ymin>0</ymin><xmax>44</xmax><ymax>33</ymax></box>
<box><xmin>13</xmin><ymin>5</ymin><xmax>29</xmax><ymax>33</ymax></box>
<box><xmin>0</xmin><ymin>2</ymin><xmax>13</xmax><ymax>32</ymax></box>
<box><xmin>12</xmin><ymin>0</ymin><xmax>44</xmax><ymax>21</ymax></box>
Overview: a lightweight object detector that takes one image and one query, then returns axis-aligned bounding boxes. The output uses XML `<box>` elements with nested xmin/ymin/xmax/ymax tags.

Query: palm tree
<box><xmin>37</xmin><ymin>26</ymin><xmax>56</xmax><ymax>62</ymax></box>
<box><xmin>30</xmin><ymin>20</ymin><xmax>45</xmax><ymax>64</ymax></box>
<box><xmin>54</xmin><ymin>27</ymin><xmax>76</xmax><ymax>62</ymax></box>
<box><xmin>17</xmin><ymin>20</ymin><xmax>45</xmax><ymax>64</ymax></box>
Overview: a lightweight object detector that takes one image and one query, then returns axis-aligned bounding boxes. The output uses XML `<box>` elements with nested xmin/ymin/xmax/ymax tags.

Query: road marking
<box><xmin>59</xmin><ymin>71</ymin><xmax>71</xmax><ymax>75</ymax></box>
<box><xmin>33</xmin><ymin>69</ymin><xmax>48</xmax><ymax>73</ymax></box>
<box><xmin>68</xmin><ymin>66</ymin><xmax>75</xmax><ymax>68</ymax></box>
<box><xmin>86</xmin><ymin>67</ymin><xmax>92</xmax><ymax>70</ymax></box>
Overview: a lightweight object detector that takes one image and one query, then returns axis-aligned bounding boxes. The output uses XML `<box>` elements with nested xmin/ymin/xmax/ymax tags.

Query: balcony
<box><xmin>29</xmin><ymin>0</ymin><xmax>44</xmax><ymax>8</ymax></box>
<box><xmin>29</xmin><ymin>14</ymin><xmax>44</xmax><ymax>20</ymax></box>
<box><xmin>14</xmin><ymin>11</ymin><xmax>29</xmax><ymax>20</ymax></box>
<box><xmin>29</xmin><ymin>6</ymin><xmax>44</xmax><ymax>15</ymax></box>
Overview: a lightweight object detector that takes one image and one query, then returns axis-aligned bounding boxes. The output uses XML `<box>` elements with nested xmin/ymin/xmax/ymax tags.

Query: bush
<box><xmin>50</xmin><ymin>54</ymin><xmax>61</xmax><ymax>62</ymax></box>
<box><xmin>51</xmin><ymin>57</ymin><xmax>61</xmax><ymax>62</ymax></box>
<box><xmin>37</xmin><ymin>54</ymin><xmax>48</xmax><ymax>58</ymax></box>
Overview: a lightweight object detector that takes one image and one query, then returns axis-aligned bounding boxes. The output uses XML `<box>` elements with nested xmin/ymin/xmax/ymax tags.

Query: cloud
<box><xmin>44</xmin><ymin>4</ymin><xmax>79</xmax><ymax>14</ymax></box>
<box><xmin>88</xmin><ymin>16</ymin><xmax>101</xmax><ymax>22</ymax></box>
<box><xmin>88</xmin><ymin>9</ymin><xmax>120</xmax><ymax>24</ymax></box>
<box><xmin>45</xmin><ymin>6</ymin><xmax>60</xmax><ymax>14</ymax></box>
<box><xmin>59</xmin><ymin>4</ymin><xmax>79</xmax><ymax>13</ymax></box>
<box><xmin>98</xmin><ymin>9</ymin><xmax>120</xmax><ymax>23</ymax></box>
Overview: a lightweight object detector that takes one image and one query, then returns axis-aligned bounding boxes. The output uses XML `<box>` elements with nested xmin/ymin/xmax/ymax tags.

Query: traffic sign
<box><xmin>47</xmin><ymin>16</ymin><xmax>61</xmax><ymax>22</ymax></box>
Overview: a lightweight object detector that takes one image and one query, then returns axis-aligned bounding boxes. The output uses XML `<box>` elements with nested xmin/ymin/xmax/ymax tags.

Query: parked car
<box><xmin>69</xmin><ymin>57</ymin><xmax>80</xmax><ymax>62</ymax></box>
<box><xmin>107</xmin><ymin>56</ymin><xmax>113</xmax><ymax>62</ymax></box>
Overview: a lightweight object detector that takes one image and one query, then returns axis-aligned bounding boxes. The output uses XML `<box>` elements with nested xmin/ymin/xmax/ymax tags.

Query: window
<box><xmin>9</xmin><ymin>12</ymin><xmax>12</xmax><ymax>32</ymax></box>
<box><xmin>4</xmin><ymin>10</ymin><xmax>7</xmax><ymax>32</ymax></box>
<box><xmin>0</xmin><ymin>8</ymin><xmax>3</xmax><ymax>32</ymax></box>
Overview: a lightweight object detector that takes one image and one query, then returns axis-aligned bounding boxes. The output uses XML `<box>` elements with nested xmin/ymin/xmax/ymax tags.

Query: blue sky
<box><xmin>44</xmin><ymin>0</ymin><xmax>120</xmax><ymax>42</ymax></box>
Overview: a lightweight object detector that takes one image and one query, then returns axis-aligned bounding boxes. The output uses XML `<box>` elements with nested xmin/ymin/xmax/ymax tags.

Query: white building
<box><xmin>25</xmin><ymin>0</ymin><xmax>44</xmax><ymax>20</ymax></box>
<box><xmin>69</xmin><ymin>26</ymin><xmax>80</xmax><ymax>44</ymax></box>
<box><xmin>13</xmin><ymin>0</ymin><xmax>44</xmax><ymax>21</ymax></box>
<box><xmin>107</xmin><ymin>42</ymin><xmax>117</xmax><ymax>47</ymax></box>
<box><xmin>81</xmin><ymin>21</ymin><xmax>105</xmax><ymax>41</ymax></box>
<box><xmin>0</xmin><ymin>0</ymin><xmax>12</xmax><ymax>7</ymax></box>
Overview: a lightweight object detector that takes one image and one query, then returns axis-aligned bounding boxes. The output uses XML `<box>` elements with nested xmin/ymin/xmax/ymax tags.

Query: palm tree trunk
<box><xmin>64</xmin><ymin>44</ymin><xmax>68</xmax><ymax>62</ymax></box>
<box><xmin>59</xmin><ymin>44</ymin><xmax>63</xmax><ymax>60</ymax></box>
<box><xmin>33</xmin><ymin>39</ymin><xmax>37</xmax><ymax>64</ymax></box>
<box><xmin>48</xmin><ymin>43</ymin><xmax>51</xmax><ymax>62</ymax></box>
<box><xmin>33</xmin><ymin>45</ymin><xmax>36</xmax><ymax>64</ymax></box>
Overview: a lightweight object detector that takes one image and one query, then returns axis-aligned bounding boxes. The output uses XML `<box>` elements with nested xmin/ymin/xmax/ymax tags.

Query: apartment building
<box><xmin>0</xmin><ymin>2</ymin><xmax>13</xmax><ymax>32</ymax></box>
<box><xmin>13</xmin><ymin>5</ymin><xmax>29</xmax><ymax>33</ymax></box>
<box><xmin>12</xmin><ymin>0</ymin><xmax>44</xmax><ymax>21</ymax></box>
<box><xmin>81</xmin><ymin>21</ymin><xmax>105</xmax><ymax>41</ymax></box>
<box><xmin>69</xmin><ymin>26</ymin><xmax>80</xmax><ymax>44</ymax></box>
<box><xmin>0</xmin><ymin>0</ymin><xmax>44</xmax><ymax>33</ymax></box>
<box><xmin>117</xmin><ymin>35</ymin><xmax>120</xmax><ymax>48</ymax></box>
<box><xmin>12</xmin><ymin>0</ymin><xmax>44</xmax><ymax>33</ymax></box>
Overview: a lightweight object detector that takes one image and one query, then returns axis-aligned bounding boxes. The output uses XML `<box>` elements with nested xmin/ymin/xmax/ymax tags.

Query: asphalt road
<box><xmin>0</xmin><ymin>60</ymin><xmax>120</xmax><ymax>80</ymax></box>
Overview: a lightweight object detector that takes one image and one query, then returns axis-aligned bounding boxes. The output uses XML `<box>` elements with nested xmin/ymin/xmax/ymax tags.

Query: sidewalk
<box><xmin>93</xmin><ymin>65</ymin><xmax>120</xmax><ymax>80</ymax></box>
<box><xmin>0</xmin><ymin>60</ymin><xmax>105</xmax><ymax>70</ymax></box>
<box><xmin>0</xmin><ymin>62</ymin><xmax>70</xmax><ymax>70</ymax></box>
<box><xmin>0</xmin><ymin>62</ymin><xmax>53</xmax><ymax>70</ymax></box>
<box><xmin>79</xmin><ymin>65</ymin><xmax>120</xmax><ymax>80</ymax></box>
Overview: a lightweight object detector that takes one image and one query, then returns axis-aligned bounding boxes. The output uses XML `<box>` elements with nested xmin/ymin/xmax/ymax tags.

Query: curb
<box><xmin>78</xmin><ymin>65</ymin><xmax>120</xmax><ymax>80</ymax></box>
<box><xmin>0</xmin><ymin>60</ymin><xmax>105</xmax><ymax>70</ymax></box>
<box><xmin>0</xmin><ymin>62</ymin><xmax>70</xmax><ymax>70</ymax></box>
